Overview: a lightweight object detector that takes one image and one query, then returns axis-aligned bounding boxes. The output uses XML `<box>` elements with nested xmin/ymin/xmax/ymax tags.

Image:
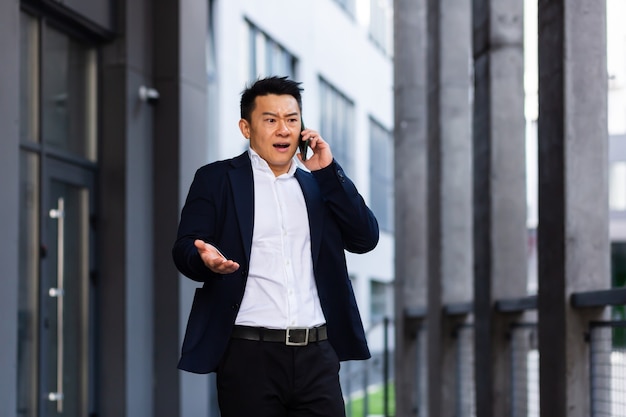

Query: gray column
<box><xmin>394</xmin><ymin>0</ymin><xmax>429</xmax><ymax>415</ymax></box>
<box><xmin>472</xmin><ymin>0</ymin><xmax>526</xmax><ymax>416</ymax></box>
<box><xmin>126</xmin><ymin>0</ymin><xmax>156</xmax><ymax>415</ymax></box>
<box><xmin>152</xmin><ymin>1</ymin><xmax>182</xmax><ymax>416</ymax></box>
<box><xmin>153</xmin><ymin>0</ymin><xmax>211</xmax><ymax>416</ymax></box>
<box><xmin>100</xmin><ymin>1</ymin><xmax>140</xmax><ymax>416</ymax></box>
<box><xmin>425</xmin><ymin>0</ymin><xmax>444</xmax><ymax>414</ymax></box>
<box><xmin>428</xmin><ymin>0</ymin><xmax>473</xmax><ymax>416</ymax></box>
<box><xmin>537</xmin><ymin>1</ymin><xmax>609</xmax><ymax>416</ymax></box>
<box><xmin>0</xmin><ymin>1</ymin><xmax>20</xmax><ymax>416</ymax></box>
<box><xmin>100</xmin><ymin>30</ymin><xmax>129</xmax><ymax>417</ymax></box>
<box><xmin>425</xmin><ymin>1</ymin><xmax>474</xmax><ymax>415</ymax></box>
<box><xmin>440</xmin><ymin>0</ymin><xmax>473</xmax><ymax>309</ymax></box>
<box><xmin>100</xmin><ymin>0</ymin><xmax>159</xmax><ymax>415</ymax></box>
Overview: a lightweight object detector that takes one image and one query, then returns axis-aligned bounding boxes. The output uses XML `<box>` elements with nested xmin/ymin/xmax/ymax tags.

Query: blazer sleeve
<box><xmin>172</xmin><ymin>167</ymin><xmax>223</xmax><ymax>282</ymax></box>
<box><xmin>312</xmin><ymin>160</ymin><xmax>379</xmax><ymax>254</ymax></box>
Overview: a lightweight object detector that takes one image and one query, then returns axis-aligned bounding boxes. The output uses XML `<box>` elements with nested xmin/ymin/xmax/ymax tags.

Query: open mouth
<box><xmin>273</xmin><ymin>143</ymin><xmax>290</xmax><ymax>149</ymax></box>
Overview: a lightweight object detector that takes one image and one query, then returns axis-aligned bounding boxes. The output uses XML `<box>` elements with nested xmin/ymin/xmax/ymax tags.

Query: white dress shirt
<box><xmin>234</xmin><ymin>149</ymin><xmax>326</xmax><ymax>329</ymax></box>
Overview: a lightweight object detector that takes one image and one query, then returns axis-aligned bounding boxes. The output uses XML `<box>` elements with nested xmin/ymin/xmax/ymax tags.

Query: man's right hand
<box><xmin>194</xmin><ymin>239</ymin><xmax>240</xmax><ymax>274</ymax></box>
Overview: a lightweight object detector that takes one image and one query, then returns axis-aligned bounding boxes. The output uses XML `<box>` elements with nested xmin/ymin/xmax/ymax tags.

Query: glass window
<box><xmin>42</xmin><ymin>24</ymin><xmax>97</xmax><ymax>161</ymax></box>
<box><xmin>369</xmin><ymin>0</ymin><xmax>393</xmax><ymax>55</ymax></box>
<box><xmin>206</xmin><ymin>0</ymin><xmax>220</xmax><ymax>159</ymax></box>
<box><xmin>319</xmin><ymin>78</ymin><xmax>355</xmax><ymax>174</ymax></box>
<box><xmin>369</xmin><ymin>117</ymin><xmax>394</xmax><ymax>232</ymax></box>
<box><xmin>611</xmin><ymin>242</ymin><xmax>626</xmax><ymax>347</ymax></box>
<box><xmin>20</xmin><ymin>13</ymin><xmax>39</xmax><ymax>143</ymax></box>
<box><xmin>607</xmin><ymin>0</ymin><xmax>626</xmax><ymax>136</ymax></box>
<box><xmin>370</xmin><ymin>280</ymin><xmax>392</xmax><ymax>322</ymax></box>
<box><xmin>246</xmin><ymin>21</ymin><xmax>297</xmax><ymax>82</ymax></box>
<box><xmin>17</xmin><ymin>151</ymin><xmax>40</xmax><ymax>417</ymax></box>
<box><xmin>609</xmin><ymin>161</ymin><xmax>626</xmax><ymax>211</ymax></box>
<box><xmin>334</xmin><ymin>0</ymin><xmax>356</xmax><ymax>18</ymax></box>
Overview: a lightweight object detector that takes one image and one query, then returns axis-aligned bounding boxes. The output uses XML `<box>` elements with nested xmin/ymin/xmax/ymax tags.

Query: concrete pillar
<box><xmin>537</xmin><ymin>1</ymin><xmax>609</xmax><ymax>416</ymax></box>
<box><xmin>126</xmin><ymin>0</ymin><xmax>157</xmax><ymax>415</ymax></box>
<box><xmin>439</xmin><ymin>0</ymin><xmax>473</xmax><ymax>315</ymax></box>
<box><xmin>425</xmin><ymin>1</ymin><xmax>444</xmax><ymax>414</ymax></box>
<box><xmin>472</xmin><ymin>0</ymin><xmax>526</xmax><ymax>416</ymax></box>
<box><xmin>100</xmin><ymin>17</ymin><xmax>130</xmax><ymax>417</ymax></box>
<box><xmin>394</xmin><ymin>0</ymin><xmax>429</xmax><ymax>415</ymax></box>
<box><xmin>436</xmin><ymin>0</ymin><xmax>474</xmax><ymax>415</ymax></box>
<box><xmin>152</xmin><ymin>1</ymin><xmax>182</xmax><ymax>415</ymax></box>
<box><xmin>100</xmin><ymin>0</ymin><xmax>158</xmax><ymax>415</ymax></box>
<box><xmin>395</xmin><ymin>1</ymin><xmax>473</xmax><ymax>415</ymax></box>
<box><xmin>0</xmin><ymin>1</ymin><xmax>19</xmax><ymax>416</ymax></box>
<box><xmin>153</xmin><ymin>0</ymin><xmax>211</xmax><ymax>416</ymax></box>
<box><xmin>425</xmin><ymin>1</ymin><xmax>473</xmax><ymax>416</ymax></box>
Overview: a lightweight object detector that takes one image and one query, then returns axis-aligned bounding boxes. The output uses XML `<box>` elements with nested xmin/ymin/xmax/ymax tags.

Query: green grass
<box><xmin>346</xmin><ymin>383</ymin><xmax>395</xmax><ymax>417</ymax></box>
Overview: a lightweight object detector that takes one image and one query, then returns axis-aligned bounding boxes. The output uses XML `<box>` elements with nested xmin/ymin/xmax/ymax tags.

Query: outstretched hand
<box><xmin>194</xmin><ymin>239</ymin><xmax>240</xmax><ymax>274</ymax></box>
<box><xmin>297</xmin><ymin>129</ymin><xmax>333</xmax><ymax>171</ymax></box>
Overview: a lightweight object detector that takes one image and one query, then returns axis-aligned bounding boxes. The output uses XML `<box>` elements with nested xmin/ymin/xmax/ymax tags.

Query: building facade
<box><xmin>0</xmin><ymin>0</ymin><xmax>394</xmax><ymax>416</ymax></box>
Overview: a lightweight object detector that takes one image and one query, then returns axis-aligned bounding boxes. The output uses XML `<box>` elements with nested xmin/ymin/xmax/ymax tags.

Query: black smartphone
<box><xmin>298</xmin><ymin>119</ymin><xmax>310</xmax><ymax>161</ymax></box>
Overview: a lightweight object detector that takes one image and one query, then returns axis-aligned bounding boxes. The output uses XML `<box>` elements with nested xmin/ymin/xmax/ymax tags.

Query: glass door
<box><xmin>18</xmin><ymin>10</ymin><xmax>99</xmax><ymax>417</ymax></box>
<box><xmin>42</xmin><ymin>159</ymin><xmax>96</xmax><ymax>417</ymax></box>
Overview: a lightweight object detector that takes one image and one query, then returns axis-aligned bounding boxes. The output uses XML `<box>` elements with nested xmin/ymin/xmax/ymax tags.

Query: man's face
<box><xmin>239</xmin><ymin>94</ymin><xmax>301</xmax><ymax>176</ymax></box>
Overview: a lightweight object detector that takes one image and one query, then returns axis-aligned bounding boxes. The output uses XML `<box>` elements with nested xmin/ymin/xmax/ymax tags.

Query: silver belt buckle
<box><xmin>285</xmin><ymin>327</ymin><xmax>309</xmax><ymax>346</ymax></box>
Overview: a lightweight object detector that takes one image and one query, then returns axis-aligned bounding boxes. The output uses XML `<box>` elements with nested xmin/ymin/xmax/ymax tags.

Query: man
<box><xmin>172</xmin><ymin>76</ymin><xmax>379</xmax><ymax>417</ymax></box>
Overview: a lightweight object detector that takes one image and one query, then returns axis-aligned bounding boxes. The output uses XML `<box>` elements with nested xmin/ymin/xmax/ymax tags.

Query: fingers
<box><xmin>298</xmin><ymin>130</ymin><xmax>333</xmax><ymax>170</ymax></box>
<box><xmin>305</xmin><ymin>132</ymin><xmax>331</xmax><ymax>157</ymax></box>
<box><xmin>302</xmin><ymin>129</ymin><xmax>322</xmax><ymax>144</ymax></box>
<box><xmin>211</xmin><ymin>258</ymin><xmax>241</xmax><ymax>274</ymax></box>
<box><xmin>194</xmin><ymin>239</ymin><xmax>210</xmax><ymax>252</ymax></box>
<box><xmin>194</xmin><ymin>239</ymin><xmax>240</xmax><ymax>274</ymax></box>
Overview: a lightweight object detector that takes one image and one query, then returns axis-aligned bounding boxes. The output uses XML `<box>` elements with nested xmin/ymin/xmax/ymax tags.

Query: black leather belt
<box><xmin>231</xmin><ymin>325</ymin><xmax>328</xmax><ymax>346</ymax></box>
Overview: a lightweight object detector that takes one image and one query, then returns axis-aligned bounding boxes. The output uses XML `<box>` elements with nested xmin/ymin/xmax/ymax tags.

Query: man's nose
<box><xmin>277</xmin><ymin>120</ymin><xmax>290</xmax><ymax>135</ymax></box>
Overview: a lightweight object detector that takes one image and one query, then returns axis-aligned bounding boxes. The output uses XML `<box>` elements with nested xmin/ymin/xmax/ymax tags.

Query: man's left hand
<box><xmin>297</xmin><ymin>129</ymin><xmax>333</xmax><ymax>171</ymax></box>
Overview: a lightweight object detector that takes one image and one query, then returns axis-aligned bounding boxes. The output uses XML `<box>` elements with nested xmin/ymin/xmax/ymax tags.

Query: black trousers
<box><xmin>216</xmin><ymin>338</ymin><xmax>346</xmax><ymax>417</ymax></box>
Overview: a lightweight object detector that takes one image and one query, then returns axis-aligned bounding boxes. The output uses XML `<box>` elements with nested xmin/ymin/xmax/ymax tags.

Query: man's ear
<box><xmin>239</xmin><ymin>119</ymin><xmax>250</xmax><ymax>139</ymax></box>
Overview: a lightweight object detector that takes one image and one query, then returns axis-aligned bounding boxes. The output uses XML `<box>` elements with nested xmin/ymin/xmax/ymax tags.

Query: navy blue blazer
<box><xmin>172</xmin><ymin>151</ymin><xmax>379</xmax><ymax>374</ymax></box>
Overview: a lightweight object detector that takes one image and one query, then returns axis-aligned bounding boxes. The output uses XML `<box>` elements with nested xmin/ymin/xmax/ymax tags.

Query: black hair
<box><xmin>240</xmin><ymin>76</ymin><xmax>303</xmax><ymax>121</ymax></box>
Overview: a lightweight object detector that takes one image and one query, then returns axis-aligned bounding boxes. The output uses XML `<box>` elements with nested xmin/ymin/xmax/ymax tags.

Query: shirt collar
<box><xmin>248</xmin><ymin>148</ymin><xmax>297</xmax><ymax>178</ymax></box>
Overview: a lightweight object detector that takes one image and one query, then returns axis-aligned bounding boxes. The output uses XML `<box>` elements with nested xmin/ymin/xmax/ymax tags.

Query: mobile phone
<box><xmin>298</xmin><ymin>119</ymin><xmax>310</xmax><ymax>161</ymax></box>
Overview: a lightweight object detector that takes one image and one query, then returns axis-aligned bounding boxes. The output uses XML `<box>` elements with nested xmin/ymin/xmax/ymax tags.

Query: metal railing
<box><xmin>510</xmin><ymin>323</ymin><xmax>539</xmax><ymax>417</ymax></box>
<box><xmin>400</xmin><ymin>287</ymin><xmax>626</xmax><ymax>417</ymax></box>
<box><xmin>455</xmin><ymin>324</ymin><xmax>476</xmax><ymax>417</ymax></box>
<box><xmin>589</xmin><ymin>321</ymin><xmax>626</xmax><ymax>417</ymax></box>
<box><xmin>342</xmin><ymin>317</ymin><xmax>394</xmax><ymax>417</ymax></box>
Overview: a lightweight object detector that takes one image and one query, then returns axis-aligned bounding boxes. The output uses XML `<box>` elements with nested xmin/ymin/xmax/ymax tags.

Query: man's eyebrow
<box><xmin>261</xmin><ymin>111</ymin><xmax>300</xmax><ymax>118</ymax></box>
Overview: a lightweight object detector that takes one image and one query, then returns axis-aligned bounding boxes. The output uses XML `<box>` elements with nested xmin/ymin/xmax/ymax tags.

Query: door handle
<box><xmin>48</xmin><ymin>197</ymin><xmax>65</xmax><ymax>413</ymax></box>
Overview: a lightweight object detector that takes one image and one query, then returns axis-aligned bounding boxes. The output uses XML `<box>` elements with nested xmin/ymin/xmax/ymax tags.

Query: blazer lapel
<box><xmin>295</xmin><ymin>169</ymin><xmax>324</xmax><ymax>264</ymax></box>
<box><xmin>228</xmin><ymin>152</ymin><xmax>254</xmax><ymax>263</ymax></box>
